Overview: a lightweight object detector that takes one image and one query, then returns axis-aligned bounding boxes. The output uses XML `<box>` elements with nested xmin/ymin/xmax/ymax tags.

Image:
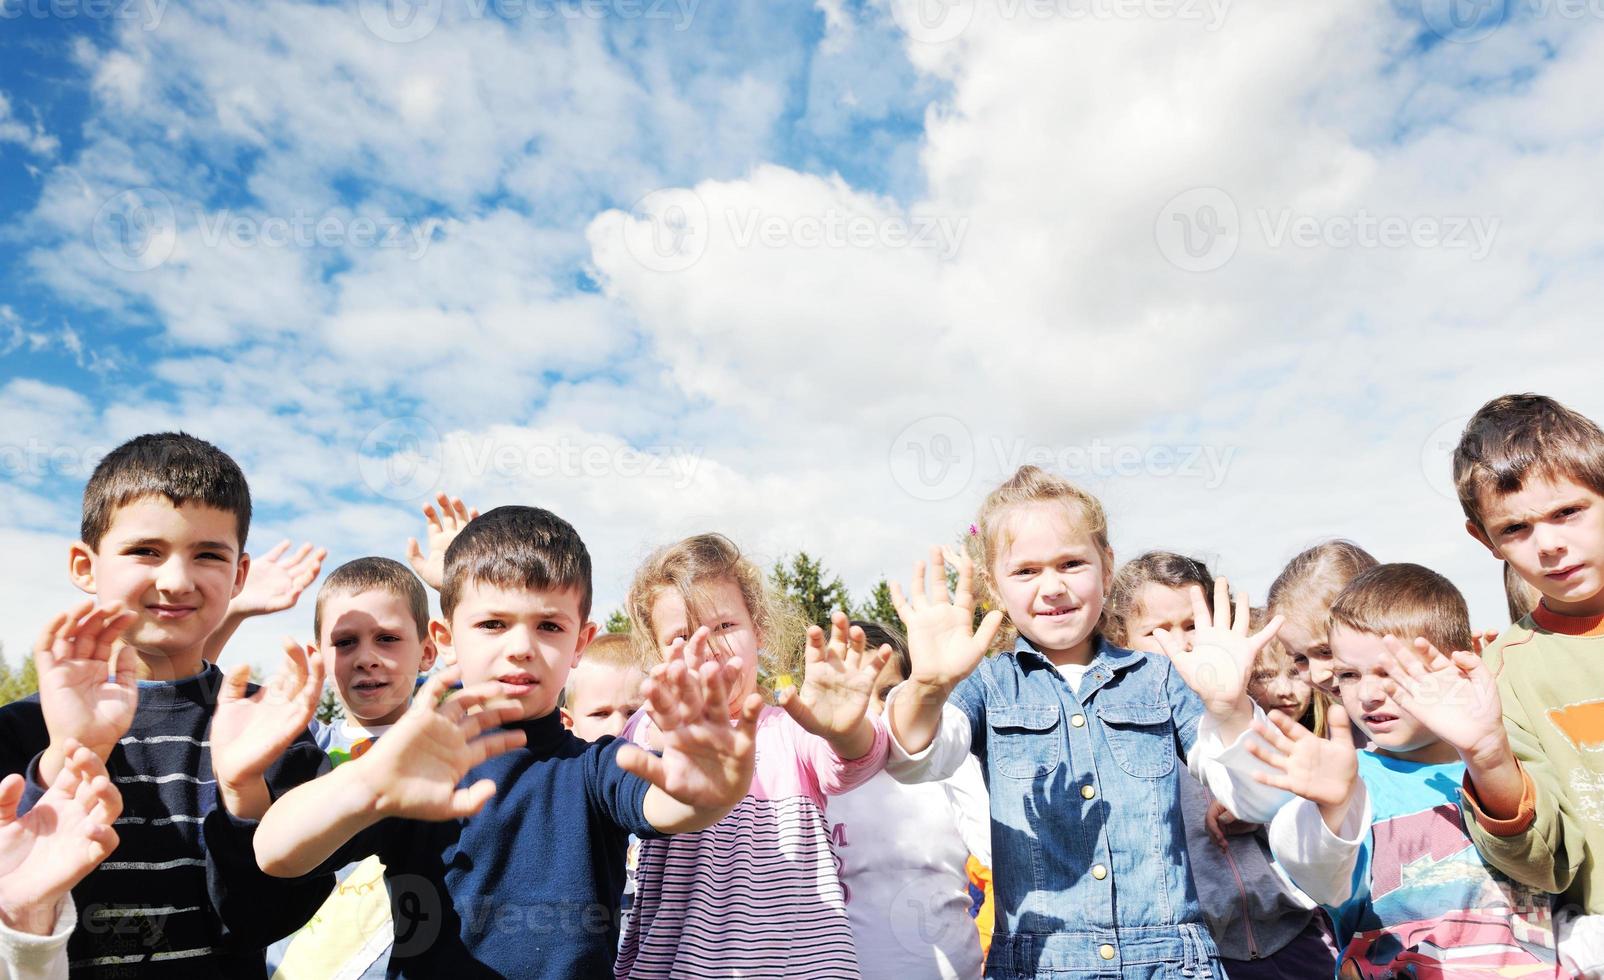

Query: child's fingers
<box><xmin>1214</xmin><ymin>577</ymin><xmax>1232</xmax><ymax>631</ymax></box>
<box><xmin>1449</xmin><ymin>650</ymin><xmax>1482</xmax><ymax>673</ymax></box>
<box><xmin>698</xmin><ymin>659</ymin><xmax>732</xmax><ymax>724</ymax></box>
<box><xmin>1413</xmin><ymin>637</ymin><xmax>1453</xmax><ymax>672</ymax></box>
<box><xmin>415</xmin><ymin>667</ymin><xmax>461</xmax><ymax>712</ymax></box>
<box><xmin>110</xmin><ymin>640</ymin><xmax>138</xmax><ymax>692</ymax></box>
<box><xmin>1326</xmin><ymin>703</ymin><xmax>1356</xmax><ymax>749</ymax></box>
<box><xmin>282</xmin><ymin>541</ymin><xmax>313</xmax><ymax>569</ymax></box>
<box><xmin>1150</xmin><ymin>627</ymin><xmax>1181</xmax><ymax>660</ymax></box>
<box><xmin>615</xmin><ymin>744</ymin><xmax>669</xmax><ymax>790</ymax></box>
<box><xmin>869</xmin><ymin>643</ymin><xmax>892</xmax><ymax>676</ymax></box>
<box><xmin>447</xmin><ymin>778</ymin><xmax>500</xmax><ymax>819</ymax></box>
<box><xmin>1250</xmin><ymin>716</ymin><xmax>1297</xmax><ymax>755</ymax></box>
<box><xmin>465</xmin><ymin>729</ymin><xmax>527</xmax><ymax>769</ymax></box>
<box><xmin>260</xmin><ymin>539</ymin><xmax>292</xmax><ymax>564</ymax></box>
<box><xmin>1249</xmin><ymin>770</ymin><xmax>1297</xmax><ymax>794</ymax></box>
<box><xmin>32</xmin><ymin>608</ymin><xmax>77</xmax><ymax>668</ymax></box>
<box><xmin>220</xmin><ymin>662</ymin><xmax>253</xmax><ymax>704</ymax></box>
<box><xmin>929</xmin><ymin>546</ymin><xmax>951</xmax><ymax>603</ymax></box>
<box><xmin>406</xmin><ymin>538</ymin><xmax>424</xmax><ymax>564</ymax></box>
<box><xmin>952</xmin><ymin>556</ymin><xmax>976</xmax><ymax>611</ymax></box>
<box><xmin>973</xmin><ymin>610</ymin><xmax>1005</xmax><ymax>654</ymax></box>
<box><xmin>0</xmin><ymin>773</ymin><xmax>24</xmax><ymax>824</ymax></box>
<box><xmin>90</xmin><ymin>608</ymin><xmax>135</xmax><ymax>665</ymax></box>
<box><xmin>1247</xmin><ymin>613</ymin><xmax>1284</xmax><ymax>652</ymax></box>
<box><xmin>1232</xmin><ymin>582</ymin><xmax>1251</xmax><ymax>636</ymax></box>
<box><xmin>1187</xmin><ymin>585</ymin><xmax>1211</xmax><ymax>634</ymax></box>
<box><xmin>804</xmin><ymin>626</ymin><xmax>826</xmax><ymax>667</ymax></box>
<box><xmin>422</xmin><ymin>502</ymin><xmax>441</xmax><ymax>533</ymax></box>
<box><xmin>1242</xmin><ymin>738</ymin><xmax>1287</xmax><ymax>773</ymax></box>
<box><xmin>1265</xmin><ymin>708</ymin><xmax>1307</xmax><ymax>742</ymax></box>
<box><xmin>889</xmin><ymin>580</ymin><xmax>913</xmax><ymax>622</ymax></box>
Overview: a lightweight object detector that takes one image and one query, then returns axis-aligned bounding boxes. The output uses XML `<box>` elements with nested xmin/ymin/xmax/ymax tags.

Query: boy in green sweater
<box><xmin>1434</xmin><ymin>393</ymin><xmax>1604</xmax><ymax>972</ymax></box>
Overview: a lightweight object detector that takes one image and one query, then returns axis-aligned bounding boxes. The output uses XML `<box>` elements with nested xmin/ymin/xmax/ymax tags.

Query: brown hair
<box><xmin>1105</xmin><ymin>552</ymin><xmax>1215</xmax><ymax>648</ymax></box>
<box><xmin>1266</xmin><ymin>539</ymin><xmax>1379</xmax><ymax>642</ymax></box>
<box><xmin>81</xmin><ymin>432</ymin><xmax>251</xmax><ymax>551</ymax></box>
<box><xmin>314</xmin><ymin>557</ymin><xmax>430</xmax><ymax>641</ymax></box>
<box><xmin>625</xmin><ymin>533</ymin><xmax>806</xmax><ymax>697</ymax></box>
<box><xmin>1329</xmin><ymin>563</ymin><xmax>1474</xmax><ymax>655</ymax></box>
<box><xmin>967</xmin><ymin>465</ymin><xmax>1112</xmax><ymax>648</ymax></box>
<box><xmin>1249</xmin><ymin>605</ymin><xmax>1329</xmax><ymax>737</ymax></box>
<box><xmin>440</xmin><ymin>506</ymin><xmax>592</xmax><ymax>622</ymax></box>
<box><xmin>1453</xmin><ymin>393</ymin><xmax>1604</xmax><ymax>532</ymax></box>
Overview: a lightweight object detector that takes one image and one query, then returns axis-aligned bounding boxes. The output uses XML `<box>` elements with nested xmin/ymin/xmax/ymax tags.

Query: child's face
<box><xmin>868</xmin><ymin>654</ymin><xmax>906</xmax><ymax>716</ymax></box>
<box><xmin>1122</xmin><ymin>583</ymin><xmax>1198</xmax><ymax>655</ymax></box>
<box><xmin>431</xmin><ymin>581</ymin><xmax>597</xmax><ymax>720</ymax></box>
<box><xmin>991</xmin><ymin>504</ymin><xmax>1111</xmax><ymax>659</ymax></box>
<box><xmin>1276</xmin><ymin>618</ymin><xmax>1336</xmax><ymax>701</ymax></box>
<box><xmin>320</xmin><ymin>589</ymin><xmax>436</xmax><ymax>728</ymax></box>
<box><xmin>1329</xmin><ymin>625</ymin><xmax>1440</xmax><ymax>757</ymax></box>
<box><xmin>1472</xmin><ymin>474</ymin><xmax>1604</xmax><ymax>617</ymax></box>
<box><xmin>70</xmin><ymin>496</ymin><xmax>248</xmax><ymax>669</ymax></box>
<box><xmin>1247</xmin><ymin>644</ymin><xmax>1312</xmax><ymax>719</ymax></box>
<box><xmin>647</xmin><ymin>576</ymin><xmax>761</xmax><ymax>711</ymax></box>
<box><xmin>562</xmin><ymin>661</ymin><xmax>647</xmax><ymax>741</ymax></box>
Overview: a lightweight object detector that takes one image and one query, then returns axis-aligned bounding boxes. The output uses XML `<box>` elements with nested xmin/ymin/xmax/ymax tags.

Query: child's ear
<box><xmin>68</xmin><ymin>541</ymin><xmax>96</xmax><ymax>595</ymax></box>
<box><xmin>1465</xmin><ymin>519</ymin><xmax>1501</xmax><ymax>558</ymax></box>
<box><xmin>559</xmin><ymin>706</ymin><xmax>575</xmax><ymax>730</ymax></box>
<box><xmin>418</xmin><ymin>633</ymin><xmax>439</xmax><ymax>674</ymax></box>
<box><xmin>428</xmin><ymin>618</ymin><xmax>455</xmax><ymax>667</ymax></box>
<box><xmin>231</xmin><ymin>551</ymin><xmax>251</xmax><ymax>600</ymax></box>
<box><xmin>571</xmin><ymin>621</ymin><xmax>599</xmax><ymax>669</ymax></box>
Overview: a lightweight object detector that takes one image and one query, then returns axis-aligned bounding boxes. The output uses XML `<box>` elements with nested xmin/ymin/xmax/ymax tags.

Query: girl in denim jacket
<box><xmin>883</xmin><ymin>466</ymin><xmax>1292</xmax><ymax>979</ymax></box>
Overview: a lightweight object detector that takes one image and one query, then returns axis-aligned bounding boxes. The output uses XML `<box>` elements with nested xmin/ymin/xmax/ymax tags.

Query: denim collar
<box><xmin>1012</xmin><ymin>634</ymin><xmax>1145</xmax><ymax>697</ymax></box>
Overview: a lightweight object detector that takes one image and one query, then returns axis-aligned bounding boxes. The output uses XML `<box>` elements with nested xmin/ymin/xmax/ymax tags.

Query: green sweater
<box><xmin>1463</xmin><ymin>604</ymin><xmax>1604</xmax><ymax>912</ymax></box>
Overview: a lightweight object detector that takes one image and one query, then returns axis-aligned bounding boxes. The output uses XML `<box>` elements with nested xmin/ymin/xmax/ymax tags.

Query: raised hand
<box><xmin>618</xmin><ymin>639</ymin><xmax>762</xmax><ymax>814</ymax></box>
<box><xmin>406</xmin><ymin>494</ymin><xmax>479</xmax><ymax>591</ymax></box>
<box><xmin>779</xmin><ymin>611</ymin><xmax>889</xmax><ymax>754</ymax></box>
<box><xmin>1153</xmin><ymin>578</ymin><xmax>1282</xmax><ymax>720</ymax></box>
<box><xmin>1470</xmin><ymin>627</ymin><xmax>1502</xmax><ymax>656</ymax></box>
<box><xmin>1377</xmin><ymin>635</ymin><xmax>1503</xmax><ymax>762</ymax></box>
<box><xmin>890</xmin><ymin>547</ymin><xmax>1005</xmax><ymax>690</ymax></box>
<box><xmin>1247</xmin><ymin>704</ymin><xmax>1359</xmax><ymax>829</ymax></box>
<box><xmin>36</xmin><ymin>602</ymin><xmax>140</xmax><ymax>785</ymax></box>
<box><xmin>354</xmin><ymin>669</ymin><xmax>526</xmax><ymax>820</ymax></box>
<box><xmin>210</xmin><ymin>640</ymin><xmax>327</xmax><ymax>819</ymax></box>
<box><xmin>0</xmin><ymin>742</ymin><xmax>122</xmax><ymax>935</ymax></box>
<box><xmin>232</xmin><ymin>541</ymin><xmax>326</xmax><ymax>618</ymax></box>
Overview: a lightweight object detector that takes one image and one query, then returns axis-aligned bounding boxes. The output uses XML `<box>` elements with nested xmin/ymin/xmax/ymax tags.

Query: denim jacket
<box><xmin>887</xmin><ymin>636</ymin><xmax>1285</xmax><ymax>979</ymax></box>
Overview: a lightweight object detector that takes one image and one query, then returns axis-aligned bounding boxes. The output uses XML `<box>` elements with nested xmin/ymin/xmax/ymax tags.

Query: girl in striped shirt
<box><xmin>617</xmin><ymin>533</ymin><xmax>891</xmax><ymax>979</ymax></box>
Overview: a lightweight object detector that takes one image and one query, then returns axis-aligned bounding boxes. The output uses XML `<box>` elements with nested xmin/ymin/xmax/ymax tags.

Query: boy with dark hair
<box><xmin>0</xmin><ymin>432</ymin><xmax>334</xmax><ymax>978</ymax></box>
<box><xmin>1250</xmin><ymin>563</ymin><xmax>1560</xmax><ymax>975</ymax></box>
<box><xmin>254</xmin><ymin>505</ymin><xmax>765</xmax><ymax>979</ymax></box>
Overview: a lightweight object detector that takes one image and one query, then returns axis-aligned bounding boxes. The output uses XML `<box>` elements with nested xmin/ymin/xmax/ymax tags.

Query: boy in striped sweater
<box><xmin>0</xmin><ymin>432</ymin><xmax>336</xmax><ymax>978</ymax></box>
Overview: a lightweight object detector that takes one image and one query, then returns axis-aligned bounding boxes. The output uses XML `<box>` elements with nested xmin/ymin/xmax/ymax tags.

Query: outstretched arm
<box><xmin>406</xmin><ymin>494</ymin><xmax>479</xmax><ymax>592</ymax></box>
<box><xmin>1154</xmin><ymin>578</ymin><xmax>1282</xmax><ymax>746</ymax></box>
<box><xmin>210</xmin><ymin>640</ymin><xmax>327</xmax><ymax>821</ymax></box>
<box><xmin>34</xmin><ymin>603</ymin><xmax>139</xmax><ymax>788</ymax></box>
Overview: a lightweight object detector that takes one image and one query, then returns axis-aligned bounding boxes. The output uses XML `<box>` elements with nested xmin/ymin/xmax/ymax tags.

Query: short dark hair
<box><xmin>1454</xmin><ymin>393</ymin><xmax>1604</xmax><ymax>531</ymax></box>
<box><xmin>1329</xmin><ymin>563</ymin><xmax>1473</xmax><ymax>655</ymax></box>
<box><xmin>440</xmin><ymin>506</ymin><xmax>592</xmax><ymax>622</ymax></box>
<box><xmin>81</xmin><ymin>432</ymin><xmax>251</xmax><ymax>551</ymax></box>
<box><xmin>852</xmin><ymin>619</ymin><xmax>910</xmax><ymax>681</ymax></box>
<box><xmin>315</xmin><ymin>557</ymin><xmax>430</xmax><ymax>641</ymax></box>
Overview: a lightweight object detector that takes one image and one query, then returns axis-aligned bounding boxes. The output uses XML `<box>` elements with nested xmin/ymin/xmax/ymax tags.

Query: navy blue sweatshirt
<box><xmin>0</xmin><ymin>665</ymin><xmax>335</xmax><ymax>979</ymax></box>
<box><xmin>312</xmin><ymin>710</ymin><xmax>661</xmax><ymax>979</ymax></box>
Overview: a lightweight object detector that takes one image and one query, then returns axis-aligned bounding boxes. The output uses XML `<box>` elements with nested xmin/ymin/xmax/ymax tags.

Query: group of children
<box><xmin>2</xmin><ymin>391</ymin><xmax>1604</xmax><ymax>979</ymax></box>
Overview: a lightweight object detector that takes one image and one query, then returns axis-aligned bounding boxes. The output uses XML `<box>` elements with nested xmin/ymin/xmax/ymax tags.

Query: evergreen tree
<box><xmin>771</xmin><ymin>552</ymin><xmax>852</xmax><ymax>631</ymax></box>
<box><xmin>603</xmin><ymin>608</ymin><xmax>632</xmax><ymax>634</ymax></box>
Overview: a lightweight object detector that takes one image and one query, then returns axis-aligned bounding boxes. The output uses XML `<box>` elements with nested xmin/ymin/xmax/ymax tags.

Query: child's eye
<box><xmin>378</xmin><ymin>634</ymin><xmax>401</xmax><ymax>643</ymax></box>
<box><xmin>125</xmin><ymin>547</ymin><xmax>159</xmax><ymax>557</ymax></box>
<box><xmin>715</xmin><ymin>621</ymin><xmax>738</xmax><ymax>633</ymax></box>
<box><xmin>1013</xmin><ymin>567</ymin><xmax>1038</xmax><ymax>577</ymax></box>
<box><xmin>539</xmin><ymin>622</ymin><xmax>564</xmax><ymax>633</ymax></box>
<box><xmin>333</xmin><ymin>637</ymin><xmax>355</xmax><ymax>649</ymax></box>
<box><xmin>589</xmin><ymin>710</ymin><xmax>609</xmax><ymax>719</ymax></box>
<box><xmin>1292</xmin><ymin>655</ymin><xmax>1309</xmax><ymax>667</ymax></box>
<box><xmin>1181</xmin><ymin>621</ymin><xmax>1195</xmax><ymax>632</ymax></box>
<box><xmin>477</xmin><ymin>619</ymin><xmax>505</xmax><ymax>630</ymax></box>
<box><xmin>1501</xmin><ymin>522</ymin><xmax>1527</xmax><ymax>536</ymax></box>
<box><xmin>198</xmin><ymin>551</ymin><xmax>227</xmax><ymax>561</ymax></box>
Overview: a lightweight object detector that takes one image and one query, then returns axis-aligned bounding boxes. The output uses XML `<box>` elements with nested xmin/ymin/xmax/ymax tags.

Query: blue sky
<box><xmin>1</xmin><ymin>0</ymin><xmax>1602</xmax><ymax>671</ymax></box>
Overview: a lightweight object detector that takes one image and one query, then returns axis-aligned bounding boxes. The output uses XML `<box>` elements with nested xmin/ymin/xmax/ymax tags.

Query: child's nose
<box><xmin>155</xmin><ymin>556</ymin><xmax>196</xmax><ymax>595</ymax></box>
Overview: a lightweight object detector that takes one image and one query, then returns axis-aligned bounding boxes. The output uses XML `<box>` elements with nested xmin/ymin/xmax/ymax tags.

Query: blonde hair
<box><xmin>1503</xmin><ymin>561</ymin><xmax>1541</xmax><ymax>623</ymax></box>
<box><xmin>967</xmin><ymin>466</ymin><xmax>1112</xmax><ymax>649</ymax></box>
<box><xmin>564</xmin><ymin>633</ymin><xmax>646</xmax><ymax>699</ymax></box>
<box><xmin>1265</xmin><ymin>539</ymin><xmax>1378</xmax><ymax>643</ymax></box>
<box><xmin>625</xmin><ymin>533</ymin><xmax>806</xmax><ymax>699</ymax></box>
<box><xmin>1249</xmin><ymin>606</ymin><xmax>1329</xmax><ymax>737</ymax></box>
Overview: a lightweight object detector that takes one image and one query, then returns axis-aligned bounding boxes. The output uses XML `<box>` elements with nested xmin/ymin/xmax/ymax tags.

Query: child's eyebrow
<box><xmin>195</xmin><ymin>540</ymin><xmax>236</xmax><ymax>552</ymax></box>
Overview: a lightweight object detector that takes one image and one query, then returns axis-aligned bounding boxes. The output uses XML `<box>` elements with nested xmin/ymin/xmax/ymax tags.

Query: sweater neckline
<box><xmin>1532</xmin><ymin>602</ymin><xmax>1604</xmax><ymax>637</ymax></box>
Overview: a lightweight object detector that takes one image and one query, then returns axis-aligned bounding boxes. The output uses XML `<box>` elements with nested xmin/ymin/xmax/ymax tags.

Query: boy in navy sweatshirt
<box><xmin>0</xmin><ymin>432</ymin><xmax>335</xmax><ymax>978</ymax></box>
<box><xmin>254</xmin><ymin>505</ymin><xmax>766</xmax><ymax>979</ymax></box>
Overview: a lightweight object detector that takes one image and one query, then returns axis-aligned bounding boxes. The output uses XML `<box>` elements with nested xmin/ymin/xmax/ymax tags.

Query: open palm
<box><xmin>620</xmin><ymin>649</ymin><xmax>760</xmax><ymax>811</ymax></box>
<box><xmin>406</xmin><ymin>494</ymin><xmax>479</xmax><ymax>591</ymax></box>
<box><xmin>781</xmin><ymin>612</ymin><xmax>888</xmax><ymax>739</ymax></box>
<box><xmin>231</xmin><ymin>540</ymin><xmax>325</xmax><ymax>617</ymax></box>
<box><xmin>36</xmin><ymin>603</ymin><xmax>139</xmax><ymax>764</ymax></box>
<box><xmin>210</xmin><ymin>640</ymin><xmax>325</xmax><ymax>786</ymax></box>
<box><xmin>1247</xmin><ymin>704</ymin><xmax>1358</xmax><ymax>810</ymax></box>
<box><xmin>1154</xmin><ymin>578</ymin><xmax>1281</xmax><ymax>718</ymax></box>
<box><xmin>1378</xmin><ymin>635</ymin><xmax>1502</xmax><ymax>758</ymax></box>
<box><xmin>0</xmin><ymin>744</ymin><xmax>121</xmax><ymax>930</ymax></box>
<box><xmin>891</xmin><ymin>547</ymin><xmax>1004</xmax><ymax>688</ymax></box>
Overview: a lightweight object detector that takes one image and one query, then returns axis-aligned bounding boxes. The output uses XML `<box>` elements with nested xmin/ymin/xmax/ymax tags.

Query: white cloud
<box><xmin>0</xmin><ymin>92</ymin><xmax>59</xmax><ymax>157</ymax></box>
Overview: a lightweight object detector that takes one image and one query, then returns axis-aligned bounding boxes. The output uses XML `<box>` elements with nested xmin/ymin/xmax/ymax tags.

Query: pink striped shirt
<box><xmin>617</xmin><ymin>705</ymin><xmax>889</xmax><ymax>979</ymax></box>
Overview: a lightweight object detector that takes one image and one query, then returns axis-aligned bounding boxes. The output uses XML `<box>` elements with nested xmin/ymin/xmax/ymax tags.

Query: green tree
<box><xmin>316</xmin><ymin>686</ymin><xmax>345</xmax><ymax>726</ymax></box>
<box><xmin>603</xmin><ymin>608</ymin><xmax>631</xmax><ymax>634</ymax></box>
<box><xmin>0</xmin><ymin>648</ymin><xmax>40</xmax><ymax>706</ymax></box>
<box><xmin>852</xmin><ymin>578</ymin><xmax>901</xmax><ymax>628</ymax></box>
<box><xmin>771</xmin><ymin>552</ymin><xmax>852</xmax><ymax>631</ymax></box>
